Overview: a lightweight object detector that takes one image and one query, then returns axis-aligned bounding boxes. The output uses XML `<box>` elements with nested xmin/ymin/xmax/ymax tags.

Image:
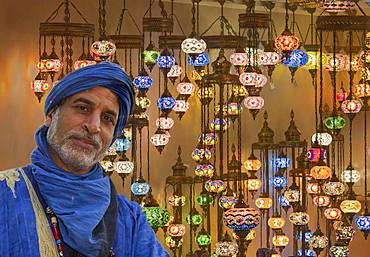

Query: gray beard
<box><xmin>46</xmin><ymin>108</ymin><xmax>109</xmax><ymax>171</ymax></box>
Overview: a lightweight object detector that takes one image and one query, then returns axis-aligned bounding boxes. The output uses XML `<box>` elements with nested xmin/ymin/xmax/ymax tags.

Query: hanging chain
<box><xmin>158</xmin><ymin>0</ymin><xmax>168</xmax><ymax>18</ymax></box>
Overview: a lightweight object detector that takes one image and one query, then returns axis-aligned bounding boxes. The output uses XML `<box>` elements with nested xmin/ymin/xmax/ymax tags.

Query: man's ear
<box><xmin>44</xmin><ymin>109</ymin><xmax>56</xmax><ymax>127</ymax></box>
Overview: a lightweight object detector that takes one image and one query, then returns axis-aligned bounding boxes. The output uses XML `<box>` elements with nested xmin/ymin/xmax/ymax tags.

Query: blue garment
<box><xmin>31</xmin><ymin>125</ymin><xmax>112</xmax><ymax>257</ymax></box>
<box><xmin>0</xmin><ymin>166</ymin><xmax>169</xmax><ymax>257</ymax></box>
<box><xmin>44</xmin><ymin>61</ymin><xmax>135</xmax><ymax>139</ymax></box>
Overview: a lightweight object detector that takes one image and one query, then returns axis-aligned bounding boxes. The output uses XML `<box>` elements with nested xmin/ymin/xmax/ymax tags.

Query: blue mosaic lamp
<box><xmin>157</xmin><ymin>88</ymin><xmax>176</xmax><ymax>115</ymax></box>
<box><xmin>188</xmin><ymin>52</ymin><xmax>210</xmax><ymax>67</ymax></box>
<box><xmin>274</xmin><ymin>156</ymin><xmax>291</xmax><ymax>169</ymax></box>
<box><xmin>273</xmin><ymin>176</ymin><xmax>288</xmax><ymax>190</ymax></box>
<box><xmin>156</xmin><ymin>49</ymin><xmax>175</xmax><ymax>74</ymax></box>
<box><xmin>133</xmin><ymin>69</ymin><xmax>153</xmax><ymax>90</ymax></box>
<box><xmin>355</xmin><ymin>210</ymin><xmax>370</xmax><ymax>239</ymax></box>
<box><xmin>131</xmin><ymin>177</ymin><xmax>150</xmax><ymax>196</ymax></box>
<box><xmin>281</xmin><ymin>49</ymin><xmax>309</xmax><ymax>68</ymax></box>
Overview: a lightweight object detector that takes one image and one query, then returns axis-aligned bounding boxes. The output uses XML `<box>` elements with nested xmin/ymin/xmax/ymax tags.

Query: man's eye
<box><xmin>75</xmin><ymin>105</ymin><xmax>88</xmax><ymax>112</ymax></box>
<box><xmin>103</xmin><ymin>115</ymin><xmax>115</xmax><ymax>124</ymax></box>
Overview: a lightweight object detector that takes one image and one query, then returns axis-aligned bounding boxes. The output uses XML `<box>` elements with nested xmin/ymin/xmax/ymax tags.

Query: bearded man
<box><xmin>0</xmin><ymin>62</ymin><xmax>169</xmax><ymax>257</ymax></box>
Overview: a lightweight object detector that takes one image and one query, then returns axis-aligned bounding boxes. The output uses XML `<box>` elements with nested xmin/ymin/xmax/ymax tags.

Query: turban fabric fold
<box><xmin>44</xmin><ymin>61</ymin><xmax>135</xmax><ymax>138</ymax></box>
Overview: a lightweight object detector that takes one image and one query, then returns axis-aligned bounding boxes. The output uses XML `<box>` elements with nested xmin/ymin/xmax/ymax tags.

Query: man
<box><xmin>0</xmin><ymin>61</ymin><xmax>170</xmax><ymax>257</ymax></box>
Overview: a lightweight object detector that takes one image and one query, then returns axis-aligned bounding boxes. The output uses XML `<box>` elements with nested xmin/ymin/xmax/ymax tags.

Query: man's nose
<box><xmin>83</xmin><ymin>112</ymin><xmax>101</xmax><ymax>134</ymax></box>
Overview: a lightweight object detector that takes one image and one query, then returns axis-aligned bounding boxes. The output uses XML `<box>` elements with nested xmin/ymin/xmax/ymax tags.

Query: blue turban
<box><xmin>44</xmin><ymin>61</ymin><xmax>135</xmax><ymax>138</ymax></box>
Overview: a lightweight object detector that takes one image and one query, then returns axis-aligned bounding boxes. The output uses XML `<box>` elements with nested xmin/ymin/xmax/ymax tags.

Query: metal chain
<box><xmin>158</xmin><ymin>0</ymin><xmax>168</xmax><ymax>18</ymax></box>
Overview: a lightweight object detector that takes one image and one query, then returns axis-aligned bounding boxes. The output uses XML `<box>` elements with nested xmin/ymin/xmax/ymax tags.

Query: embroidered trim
<box><xmin>20</xmin><ymin>168</ymin><xmax>60</xmax><ymax>257</ymax></box>
<box><xmin>0</xmin><ymin>168</ymin><xmax>20</xmax><ymax>198</ymax></box>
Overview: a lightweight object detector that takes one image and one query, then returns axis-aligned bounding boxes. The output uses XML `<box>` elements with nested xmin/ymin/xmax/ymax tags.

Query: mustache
<box><xmin>67</xmin><ymin>130</ymin><xmax>102</xmax><ymax>149</ymax></box>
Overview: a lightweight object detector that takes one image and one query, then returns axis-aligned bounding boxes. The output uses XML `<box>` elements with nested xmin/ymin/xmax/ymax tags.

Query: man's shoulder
<box><xmin>0</xmin><ymin>165</ymin><xmax>36</xmax><ymax>200</ymax></box>
<box><xmin>116</xmin><ymin>194</ymin><xmax>142</xmax><ymax>215</ymax></box>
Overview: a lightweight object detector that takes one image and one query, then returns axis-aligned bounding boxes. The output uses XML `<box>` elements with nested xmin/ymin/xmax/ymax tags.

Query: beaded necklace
<box><xmin>46</xmin><ymin>207</ymin><xmax>115</xmax><ymax>257</ymax></box>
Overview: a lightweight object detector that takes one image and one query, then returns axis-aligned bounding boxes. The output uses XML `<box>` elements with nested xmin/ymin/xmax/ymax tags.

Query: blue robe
<box><xmin>0</xmin><ymin>166</ymin><xmax>169</xmax><ymax>257</ymax></box>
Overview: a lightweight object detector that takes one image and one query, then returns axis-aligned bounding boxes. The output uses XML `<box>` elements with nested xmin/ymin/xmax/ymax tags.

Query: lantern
<box><xmin>215</xmin><ymin>241</ymin><xmax>239</xmax><ymax>256</ymax></box>
<box><xmin>329</xmin><ymin>245</ymin><xmax>349</xmax><ymax>257</ymax></box>
<box><xmin>298</xmin><ymin>249</ymin><xmax>315</xmax><ymax>257</ymax></box>
<box><xmin>194</xmin><ymin>163</ymin><xmax>214</xmax><ymax>179</ymax></box>
<box><xmin>177</xmin><ymin>77</ymin><xmax>195</xmax><ymax>96</ymax></box>
<box><xmin>355</xmin><ymin>214</ymin><xmax>370</xmax><ymax>238</ymax></box>
<box><xmin>167</xmin><ymin>64</ymin><xmax>182</xmax><ymax>83</ymax></box>
<box><xmin>324</xmin><ymin>116</ymin><xmax>346</xmax><ymax>131</ymax></box>
<box><xmin>273</xmin><ymin>176</ymin><xmax>288</xmax><ymax>190</ymax></box>
<box><xmin>341</xmin><ymin>98</ymin><xmax>362</xmax><ymax>114</ymax></box>
<box><xmin>244</xmin><ymin>154</ymin><xmax>262</xmax><ymax>171</ymax></box>
<box><xmin>345</xmin><ymin>56</ymin><xmax>361</xmax><ymax>72</ymax></box>
<box><xmin>90</xmin><ymin>40</ymin><xmax>116</xmax><ymax>62</ymax></box>
<box><xmin>289</xmin><ymin>212</ymin><xmax>310</xmax><ymax>226</ymax></box>
<box><xmin>219</xmin><ymin>194</ymin><xmax>238</xmax><ymax>210</ymax></box>
<box><xmin>74</xmin><ymin>59</ymin><xmax>96</xmax><ymax>70</ymax></box>
<box><xmin>150</xmin><ymin>128</ymin><xmax>170</xmax><ymax>153</ymax></box>
<box><xmin>186</xmin><ymin>211</ymin><xmax>203</xmax><ymax>227</ymax></box>
<box><xmin>308</xmin><ymin>229</ymin><xmax>328</xmax><ymax>254</ymax></box>
<box><xmin>247</xmin><ymin>178</ymin><xmax>263</xmax><ymax>192</ymax></box>
<box><xmin>255</xmin><ymin>73</ymin><xmax>268</xmax><ymax>88</ymax></box>
<box><xmin>322</xmin><ymin>180</ymin><xmax>346</xmax><ymax>196</ymax></box>
<box><xmin>31</xmin><ymin>72</ymin><xmax>50</xmax><ymax>97</ymax></box>
<box><xmin>165</xmin><ymin>235</ymin><xmax>183</xmax><ymax>249</ymax></box>
<box><xmin>255</xmin><ymin>195</ymin><xmax>273</xmax><ymax>210</ymax></box>
<box><xmin>322</xmin><ymin>0</ymin><xmax>355</xmax><ymax>13</ymax></box>
<box><xmin>243</xmin><ymin>96</ymin><xmax>265</xmax><ymax>110</ymax></box>
<box><xmin>272</xmin><ymin>233</ymin><xmax>289</xmax><ymax>250</ymax></box>
<box><xmin>325</xmin><ymin>53</ymin><xmax>347</xmax><ymax>72</ymax></box>
<box><xmin>192</xmin><ymin>147</ymin><xmax>212</xmax><ymax>163</ymax></box>
<box><xmin>167</xmin><ymin>223</ymin><xmax>186</xmax><ymax>237</ymax></box>
<box><xmin>188</xmin><ymin>52</ymin><xmax>210</xmax><ymax>67</ymax></box>
<box><xmin>181</xmin><ymin>38</ymin><xmax>207</xmax><ymax>55</ymax></box>
<box><xmin>205</xmin><ymin>179</ymin><xmax>226</xmax><ymax>194</ymax></box>
<box><xmin>342</xmin><ymin>168</ymin><xmax>361</xmax><ymax>183</ymax></box>
<box><xmin>340</xmin><ymin>199</ymin><xmax>361</xmax><ymax>214</ymax></box>
<box><xmin>156</xmin><ymin>52</ymin><xmax>176</xmax><ymax>70</ymax></box>
<box><xmin>305</xmin><ymin>50</ymin><xmax>327</xmax><ymax>71</ymax></box>
<box><xmin>142</xmin><ymin>206</ymin><xmax>161</xmax><ymax>230</ymax></box>
<box><xmin>274</xmin><ymin>157</ymin><xmax>291</xmax><ymax>169</ymax></box>
<box><xmin>210</xmin><ymin>118</ymin><xmax>230</xmax><ymax>132</ymax></box>
<box><xmin>284</xmin><ymin>188</ymin><xmax>300</xmax><ymax>204</ymax></box>
<box><xmin>268</xmin><ymin>215</ymin><xmax>286</xmax><ymax>230</ymax></box>
<box><xmin>224</xmin><ymin>207</ymin><xmax>261</xmax><ymax>231</ymax></box>
<box><xmin>198</xmin><ymin>131</ymin><xmax>218</xmax><ymax>146</ymax></box>
<box><xmin>131</xmin><ymin>178</ymin><xmax>150</xmax><ymax>196</ymax></box>
<box><xmin>196</xmin><ymin>228</ymin><xmax>212</xmax><ymax>247</ymax></box>
<box><xmin>278</xmin><ymin>195</ymin><xmax>291</xmax><ymax>209</ymax></box>
<box><xmin>324</xmin><ymin>208</ymin><xmax>342</xmax><ymax>220</ymax></box>
<box><xmin>173</xmin><ymin>99</ymin><xmax>190</xmax><ymax>115</ymax></box>
<box><xmin>143</xmin><ymin>43</ymin><xmax>160</xmax><ymax>70</ymax></box>
<box><xmin>353</xmin><ymin>80</ymin><xmax>370</xmax><ymax>98</ymax></box>
<box><xmin>311</xmin><ymin>132</ymin><xmax>333</xmax><ymax>146</ymax></box>
<box><xmin>133</xmin><ymin>72</ymin><xmax>153</xmax><ymax>89</ymax></box>
<box><xmin>274</xmin><ymin>31</ymin><xmax>300</xmax><ymax>55</ymax></box>
<box><xmin>155</xmin><ymin>116</ymin><xmax>174</xmax><ymax>130</ymax></box>
<box><xmin>157</xmin><ymin>94</ymin><xmax>176</xmax><ymax>112</ymax></box>
<box><xmin>307</xmin><ymin>180</ymin><xmax>321</xmax><ymax>195</ymax></box>
<box><xmin>335</xmin><ymin>222</ymin><xmax>355</xmax><ymax>243</ymax></box>
<box><xmin>313</xmin><ymin>195</ymin><xmax>331</xmax><ymax>207</ymax></box>
<box><xmin>239</xmin><ymin>70</ymin><xmax>257</xmax><ymax>86</ymax></box>
<box><xmin>281</xmin><ymin>49</ymin><xmax>308</xmax><ymax>68</ymax></box>
<box><xmin>257</xmin><ymin>51</ymin><xmax>280</xmax><ymax>66</ymax></box>
<box><xmin>196</xmin><ymin>86</ymin><xmax>215</xmax><ymax>104</ymax></box>
<box><xmin>307</xmin><ymin>147</ymin><xmax>326</xmax><ymax>163</ymax></box>
<box><xmin>230</xmin><ymin>52</ymin><xmax>248</xmax><ymax>67</ymax></box>
<box><xmin>197</xmin><ymin>192</ymin><xmax>214</xmax><ymax>206</ymax></box>
<box><xmin>115</xmin><ymin>159</ymin><xmax>134</xmax><ymax>175</ymax></box>
<box><xmin>168</xmin><ymin>195</ymin><xmax>186</xmax><ymax>206</ymax></box>
<box><xmin>310</xmin><ymin>163</ymin><xmax>332</xmax><ymax>180</ymax></box>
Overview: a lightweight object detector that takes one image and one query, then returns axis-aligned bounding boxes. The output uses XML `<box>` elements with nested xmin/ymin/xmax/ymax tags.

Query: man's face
<box><xmin>45</xmin><ymin>87</ymin><xmax>119</xmax><ymax>172</ymax></box>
